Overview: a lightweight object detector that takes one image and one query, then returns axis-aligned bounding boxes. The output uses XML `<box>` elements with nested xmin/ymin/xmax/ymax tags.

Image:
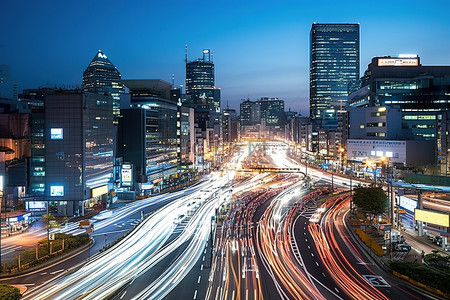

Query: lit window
<box><xmin>50</xmin><ymin>128</ymin><xmax>63</xmax><ymax>139</ymax></box>
<box><xmin>50</xmin><ymin>186</ymin><xmax>64</xmax><ymax>196</ymax></box>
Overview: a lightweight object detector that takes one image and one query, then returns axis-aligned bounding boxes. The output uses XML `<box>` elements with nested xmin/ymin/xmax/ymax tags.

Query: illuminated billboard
<box><xmin>91</xmin><ymin>185</ymin><xmax>108</xmax><ymax>198</ymax></box>
<box><xmin>50</xmin><ymin>128</ymin><xmax>63</xmax><ymax>139</ymax></box>
<box><xmin>415</xmin><ymin>209</ymin><xmax>449</xmax><ymax>227</ymax></box>
<box><xmin>378</xmin><ymin>58</ymin><xmax>419</xmax><ymax>67</ymax></box>
<box><xmin>50</xmin><ymin>186</ymin><xmax>64</xmax><ymax>196</ymax></box>
<box><xmin>121</xmin><ymin>164</ymin><xmax>133</xmax><ymax>187</ymax></box>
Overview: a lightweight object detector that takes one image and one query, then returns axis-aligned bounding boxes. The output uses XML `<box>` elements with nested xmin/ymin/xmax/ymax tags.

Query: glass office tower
<box><xmin>82</xmin><ymin>50</ymin><xmax>124</xmax><ymax>124</ymax></box>
<box><xmin>185</xmin><ymin>50</ymin><xmax>221</xmax><ymax>130</ymax></box>
<box><xmin>310</xmin><ymin>23</ymin><xmax>360</xmax><ymax>128</ymax></box>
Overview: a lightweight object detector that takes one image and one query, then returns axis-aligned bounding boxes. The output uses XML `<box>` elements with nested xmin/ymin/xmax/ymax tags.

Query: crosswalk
<box><xmin>0</xmin><ymin>244</ymin><xmax>23</xmax><ymax>256</ymax></box>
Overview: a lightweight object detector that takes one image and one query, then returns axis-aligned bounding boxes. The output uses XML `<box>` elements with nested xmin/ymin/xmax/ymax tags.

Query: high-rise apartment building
<box><xmin>82</xmin><ymin>50</ymin><xmax>124</xmax><ymax>124</ymax></box>
<box><xmin>310</xmin><ymin>23</ymin><xmax>360</xmax><ymax>128</ymax></box>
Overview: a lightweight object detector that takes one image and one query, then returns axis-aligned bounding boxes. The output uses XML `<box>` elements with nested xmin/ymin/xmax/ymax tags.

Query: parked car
<box><xmin>394</xmin><ymin>242</ymin><xmax>411</xmax><ymax>252</ymax></box>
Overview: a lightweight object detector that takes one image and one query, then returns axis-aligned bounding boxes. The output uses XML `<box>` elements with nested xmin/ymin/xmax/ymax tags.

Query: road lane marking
<box><xmin>120</xmin><ymin>290</ymin><xmax>127</xmax><ymax>299</ymax></box>
<box><xmin>203</xmin><ymin>256</ymin><xmax>205</xmax><ymax>261</ymax></box>
<box><xmin>200</xmin><ymin>264</ymin><xmax>203</xmax><ymax>270</ymax></box>
<box><xmin>315</xmin><ymin>261</ymin><xmax>319</xmax><ymax>266</ymax></box>
<box><xmin>50</xmin><ymin>269</ymin><xmax>64</xmax><ymax>275</ymax></box>
<box><xmin>198</xmin><ymin>275</ymin><xmax>201</xmax><ymax>283</ymax></box>
<box><xmin>335</xmin><ymin>288</ymin><xmax>339</xmax><ymax>293</ymax></box>
<box><xmin>193</xmin><ymin>289</ymin><xmax>198</xmax><ymax>299</ymax></box>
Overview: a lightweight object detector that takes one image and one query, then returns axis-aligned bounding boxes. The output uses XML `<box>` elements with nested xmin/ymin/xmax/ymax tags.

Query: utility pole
<box><xmin>331</xmin><ymin>164</ymin><xmax>334</xmax><ymax>191</ymax></box>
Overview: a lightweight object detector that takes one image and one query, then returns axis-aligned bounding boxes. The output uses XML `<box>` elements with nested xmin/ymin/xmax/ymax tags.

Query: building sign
<box><xmin>50</xmin><ymin>128</ymin><xmax>63</xmax><ymax>139</ymax></box>
<box><xmin>415</xmin><ymin>209</ymin><xmax>450</xmax><ymax>227</ymax></box>
<box><xmin>141</xmin><ymin>182</ymin><xmax>153</xmax><ymax>190</ymax></box>
<box><xmin>399</xmin><ymin>196</ymin><xmax>417</xmax><ymax>213</ymax></box>
<box><xmin>378</xmin><ymin>58</ymin><xmax>419</xmax><ymax>67</ymax></box>
<box><xmin>121</xmin><ymin>164</ymin><xmax>133</xmax><ymax>187</ymax></box>
<box><xmin>91</xmin><ymin>185</ymin><xmax>108</xmax><ymax>198</ymax></box>
<box><xmin>26</xmin><ymin>201</ymin><xmax>46</xmax><ymax>212</ymax></box>
<box><xmin>50</xmin><ymin>185</ymin><xmax>64</xmax><ymax>196</ymax></box>
<box><xmin>347</xmin><ymin>139</ymin><xmax>406</xmax><ymax>163</ymax></box>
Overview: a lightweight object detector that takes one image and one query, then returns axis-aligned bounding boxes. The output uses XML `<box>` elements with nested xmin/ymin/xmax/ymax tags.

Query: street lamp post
<box><xmin>339</xmin><ymin>147</ymin><xmax>345</xmax><ymax>173</ymax></box>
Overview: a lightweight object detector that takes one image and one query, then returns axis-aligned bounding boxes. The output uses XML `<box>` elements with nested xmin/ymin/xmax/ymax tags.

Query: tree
<box><xmin>353</xmin><ymin>187</ymin><xmax>388</xmax><ymax>222</ymax></box>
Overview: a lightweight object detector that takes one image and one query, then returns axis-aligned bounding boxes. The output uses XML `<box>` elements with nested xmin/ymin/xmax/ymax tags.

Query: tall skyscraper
<box><xmin>185</xmin><ymin>49</ymin><xmax>221</xmax><ymax>130</ymax></box>
<box><xmin>310</xmin><ymin>23</ymin><xmax>360</xmax><ymax>128</ymax></box>
<box><xmin>82</xmin><ymin>50</ymin><xmax>124</xmax><ymax>124</ymax></box>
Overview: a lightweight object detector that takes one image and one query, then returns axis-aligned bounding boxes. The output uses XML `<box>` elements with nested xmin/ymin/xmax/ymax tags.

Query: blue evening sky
<box><xmin>1</xmin><ymin>0</ymin><xmax>450</xmax><ymax>114</ymax></box>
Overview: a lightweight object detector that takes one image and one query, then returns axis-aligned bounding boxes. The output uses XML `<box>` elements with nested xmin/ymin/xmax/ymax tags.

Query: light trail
<box><xmin>25</xmin><ymin>174</ymin><xmax>232</xmax><ymax>300</ymax></box>
<box><xmin>308</xmin><ymin>196</ymin><xmax>389</xmax><ymax>300</ymax></box>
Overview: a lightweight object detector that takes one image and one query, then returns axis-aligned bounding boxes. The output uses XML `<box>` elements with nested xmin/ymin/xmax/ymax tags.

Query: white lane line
<box><xmin>198</xmin><ymin>275</ymin><xmax>201</xmax><ymax>283</ymax></box>
<box><xmin>41</xmin><ymin>272</ymin><xmax>47</xmax><ymax>275</ymax></box>
<box><xmin>193</xmin><ymin>289</ymin><xmax>198</xmax><ymax>299</ymax></box>
<box><xmin>120</xmin><ymin>290</ymin><xmax>127</xmax><ymax>299</ymax></box>
<box><xmin>50</xmin><ymin>269</ymin><xmax>64</xmax><ymax>275</ymax></box>
<box><xmin>202</xmin><ymin>256</ymin><xmax>205</xmax><ymax>261</ymax></box>
<box><xmin>335</xmin><ymin>288</ymin><xmax>340</xmax><ymax>293</ymax></box>
<box><xmin>315</xmin><ymin>262</ymin><xmax>319</xmax><ymax>266</ymax></box>
<box><xmin>200</xmin><ymin>264</ymin><xmax>203</xmax><ymax>271</ymax></box>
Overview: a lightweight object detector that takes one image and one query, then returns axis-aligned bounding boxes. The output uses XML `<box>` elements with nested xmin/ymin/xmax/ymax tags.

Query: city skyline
<box><xmin>2</xmin><ymin>0</ymin><xmax>450</xmax><ymax>114</ymax></box>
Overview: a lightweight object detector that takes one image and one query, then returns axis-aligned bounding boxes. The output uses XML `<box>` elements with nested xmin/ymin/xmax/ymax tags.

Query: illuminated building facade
<box><xmin>185</xmin><ymin>49</ymin><xmax>221</xmax><ymax>136</ymax></box>
<box><xmin>82</xmin><ymin>50</ymin><xmax>124</xmax><ymax>124</ymax></box>
<box><xmin>257</xmin><ymin>97</ymin><xmax>285</xmax><ymax>127</ymax></box>
<box><xmin>310</xmin><ymin>23</ymin><xmax>360</xmax><ymax>129</ymax></box>
<box><xmin>348</xmin><ymin>55</ymin><xmax>450</xmax><ymax>174</ymax></box>
<box><xmin>45</xmin><ymin>90</ymin><xmax>114</xmax><ymax>216</ymax></box>
<box><xmin>118</xmin><ymin>80</ymin><xmax>179</xmax><ymax>193</ymax></box>
<box><xmin>240</xmin><ymin>100</ymin><xmax>260</xmax><ymax>126</ymax></box>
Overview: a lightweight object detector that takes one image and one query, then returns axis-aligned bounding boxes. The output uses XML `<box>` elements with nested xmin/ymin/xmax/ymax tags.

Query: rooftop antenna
<box><xmin>227</xmin><ymin>100</ymin><xmax>229</xmax><ymax>110</ymax></box>
<box><xmin>172</xmin><ymin>74</ymin><xmax>175</xmax><ymax>88</ymax></box>
<box><xmin>185</xmin><ymin>45</ymin><xmax>188</xmax><ymax>64</ymax></box>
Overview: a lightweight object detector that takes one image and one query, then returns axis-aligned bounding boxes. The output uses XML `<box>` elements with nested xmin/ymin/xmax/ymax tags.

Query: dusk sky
<box><xmin>1</xmin><ymin>0</ymin><xmax>450</xmax><ymax>114</ymax></box>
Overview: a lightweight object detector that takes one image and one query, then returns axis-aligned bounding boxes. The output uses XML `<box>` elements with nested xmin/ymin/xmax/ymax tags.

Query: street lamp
<box><xmin>338</xmin><ymin>147</ymin><xmax>345</xmax><ymax>173</ymax></box>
